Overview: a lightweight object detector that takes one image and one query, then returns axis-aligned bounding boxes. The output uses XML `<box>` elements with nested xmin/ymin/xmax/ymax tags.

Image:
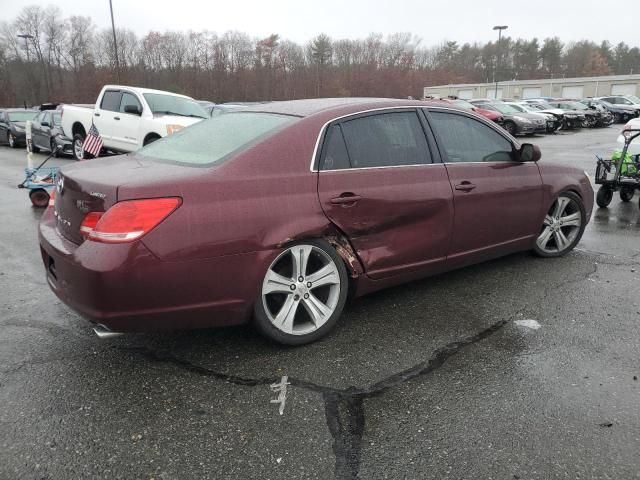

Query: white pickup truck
<box><xmin>61</xmin><ymin>85</ymin><xmax>208</xmax><ymax>160</ymax></box>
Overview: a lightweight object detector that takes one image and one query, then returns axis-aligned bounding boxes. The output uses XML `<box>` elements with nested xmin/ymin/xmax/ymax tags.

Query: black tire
<box><xmin>504</xmin><ymin>121</ymin><xmax>517</xmax><ymax>135</ymax></box>
<box><xmin>143</xmin><ymin>134</ymin><xmax>161</xmax><ymax>146</ymax></box>
<box><xmin>8</xmin><ymin>132</ymin><xmax>17</xmax><ymax>148</ymax></box>
<box><xmin>533</xmin><ymin>191</ymin><xmax>586</xmax><ymax>258</ymax></box>
<box><xmin>29</xmin><ymin>188</ymin><xmax>50</xmax><ymax>208</ymax></box>
<box><xmin>50</xmin><ymin>138</ymin><xmax>59</xmax><ymax>157</ymax></box>
<box><xmin>620</xmin><ymin>187</ymin><xmax>635</xmax><ymax>202</ymax></box>
<box><xmin>596</xmin><ymin>186</ymin><xmax>614</xmax><ymax>208</ymax></box>
<box><xmin>72</xmin><ymin>133</ymin><xmax>92</xmax><ymax>161</ymax></box>
<box><xmin>613</xmin><ymin>113</ymin><xmax>622</xmax><ymax>123</ymax></box>
<box><xmin>254</xmin><ymin>239</ymin><xmax>349</xmax><ymax>345</ymax></box>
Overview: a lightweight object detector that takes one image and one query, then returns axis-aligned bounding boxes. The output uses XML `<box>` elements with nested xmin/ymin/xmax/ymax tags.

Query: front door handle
<box><xmin>94</xmin><ymin>112</ymin><xmax>100</xmax><ymax>117</ymax></box>
<box><xmin>330</xmin><ymin>193</ymin><xmax>362</xmax><ymax>205</ymax></box>
<box><xmin>455</xmin><ymin>181</ymin><xmax>476</xmax><ymax>192</ymax></box>
<box><xmin>114</xmin><ymin>116</ymin><xmax>120</xmax><ymax>121</ymax></box>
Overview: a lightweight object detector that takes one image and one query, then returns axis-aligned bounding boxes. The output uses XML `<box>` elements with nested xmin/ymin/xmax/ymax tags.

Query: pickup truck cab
<box><xmin>61</xmin><ymin>85</ymin><xmax>208</xmax><ymax>160</ymax></box>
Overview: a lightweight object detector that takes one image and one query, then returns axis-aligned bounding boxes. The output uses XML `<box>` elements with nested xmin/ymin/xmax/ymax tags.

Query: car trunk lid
<box><xmin>53</xmin><ymin>154</ymin><xmax>198</xmax><ymax>244</ymax></box>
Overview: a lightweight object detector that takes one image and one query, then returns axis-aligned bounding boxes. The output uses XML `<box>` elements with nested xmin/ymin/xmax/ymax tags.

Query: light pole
<box><xmin>17</xmin><ymin>33</ymin><xmax>34</xmax><ymax>62</ymax></box>
<box><xmin>109</xmin><ymin>0</ymin><xmax>121</xmax><ymax>83</ymax></box>
<box><xmin>493</xmin><ymin>25</ymin><xmax>508</xmax><ymax>99</ymax></box>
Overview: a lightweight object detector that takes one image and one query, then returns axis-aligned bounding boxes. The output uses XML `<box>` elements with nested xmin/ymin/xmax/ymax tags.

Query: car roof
<box><xmin>242</xmin><ymin>98</ymin><xmax>442</xmax><ymax>118</ymax></box>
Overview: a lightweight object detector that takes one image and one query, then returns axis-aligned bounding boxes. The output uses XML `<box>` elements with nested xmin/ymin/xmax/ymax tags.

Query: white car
<box><xmin>61</xmin><ymin>85</ymin><xmax>208</xmax><ymax>160</ymax></box>
<box><xmin>617</xmin><ymin>118</ymin><xmax>640</xmax><ymax>155</ymax></box>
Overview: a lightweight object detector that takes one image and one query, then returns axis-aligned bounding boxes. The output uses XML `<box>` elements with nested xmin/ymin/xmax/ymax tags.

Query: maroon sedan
<box><xmin>39</xmin><ymin>98</ymin><xmax>593</xmax><ymax>345</ymax></box>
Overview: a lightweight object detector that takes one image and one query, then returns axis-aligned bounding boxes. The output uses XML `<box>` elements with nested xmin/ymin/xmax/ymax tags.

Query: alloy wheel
<box><xmin>8</xmin><ymin>133</ymin><xmax>15</xmax><ymax>148</ymax></box>
<box><xmin>73</xmin><ymin>137</ymin><xmax>84</xmax><ymax>160</ymax></box>
<box><xmin>261</xmin><ymin>244</ymin><xmax>341</xmax><ymax>336</ymax></box>
<box><xmin>536</xmin><ymin>195</ymin><xmax>583</xmax><ymax>255</ymax></box>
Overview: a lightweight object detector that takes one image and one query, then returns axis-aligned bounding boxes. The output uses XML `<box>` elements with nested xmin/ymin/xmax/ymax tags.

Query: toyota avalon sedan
<box><xmin>39</xmin><ymin>98</ymin><xmax>593</xmax><ymax>345</ymax></box>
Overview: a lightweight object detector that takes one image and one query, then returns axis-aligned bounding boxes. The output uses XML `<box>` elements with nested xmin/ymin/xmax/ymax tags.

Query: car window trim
<box><xmin>424</xmin><ymin>106</ymin><xmax>520</xmax><ymax>165</ymax></box>
<box><xmin>311</xmin><ymin>106</ymin><xmax>437</xmax><ymax>172</ymax></box>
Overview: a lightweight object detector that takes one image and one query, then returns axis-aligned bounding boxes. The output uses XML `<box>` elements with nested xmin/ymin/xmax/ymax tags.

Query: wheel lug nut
<box><xmin>294</xmin><ymin>295</ymin><xmax>300</xmax><ymax>301</ymax></box>
<box><xmin>304</xmin><ymin>293</ymin><xmax>309</xmax><ymax>299</ymax></box>
<box><xmin>290</xmin><ymin>284</ymin><xmax>296</xmax><ymax>290</ymax></box>
<box><xmin>307</xmin><ymin>282</ymin><xmax>312</xmax><ymax>288</ymax></box>
<box><xmin>298</xmin><ymin>276</ymin><xmax>304</xmax><ymax>282</ymax></box>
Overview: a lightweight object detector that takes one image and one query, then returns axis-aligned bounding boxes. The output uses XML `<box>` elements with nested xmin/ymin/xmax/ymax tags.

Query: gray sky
<box><xmin>1</xmin><ymin>0</ymin><xmax>640</xmax><ymax>46</ymax></box>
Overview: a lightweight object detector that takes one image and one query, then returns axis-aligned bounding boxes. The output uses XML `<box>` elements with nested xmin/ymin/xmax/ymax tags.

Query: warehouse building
<box><xmin>423</xmin><ymin>74</ymin><xmax>640</xmax><ymax>100</ymax></box>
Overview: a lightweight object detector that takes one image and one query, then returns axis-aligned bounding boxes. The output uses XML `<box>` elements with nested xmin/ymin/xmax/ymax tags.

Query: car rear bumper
<box><xmin>38</xmin><ymin>209</ymin><xmax>269</xmax><ymax>332</ymax></box>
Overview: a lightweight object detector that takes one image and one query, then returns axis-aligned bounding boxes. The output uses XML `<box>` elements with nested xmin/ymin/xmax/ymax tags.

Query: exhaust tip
<box><xmin>93</xmin><ymin>324</ymin><xmax>124</xmax><ymax>339</ymax></box>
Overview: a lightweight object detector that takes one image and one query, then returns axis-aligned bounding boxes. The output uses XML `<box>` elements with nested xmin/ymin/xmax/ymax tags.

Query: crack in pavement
<box><xmin>121</xmin><ymin>319</ymin><xmax>509</xmax><ymax>479</ymax></box>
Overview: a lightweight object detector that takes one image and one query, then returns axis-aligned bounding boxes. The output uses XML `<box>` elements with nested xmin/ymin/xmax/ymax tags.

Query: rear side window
<box><xmin>138</xmin><ymin>112</ymin><xmax>296</xmax><ymax>166</ymax></box>
<box><xmin>100</xmin><ymin>90</ymin><xmax>122</xmax><ymax>112</ymax></box>
<box><xmin>340</xmin><ymin>111</ymin><xmax>431</xmax><ymax>168</ymax></box>
<box><xmin>430</xmin><ymin>111</ymin><xmax>514</xmax><ymax>163</ymax></box>
<box><xmin>320</xmin><ymin>125</ymin><xmax>351</xmax><ymax>170</ymax></box>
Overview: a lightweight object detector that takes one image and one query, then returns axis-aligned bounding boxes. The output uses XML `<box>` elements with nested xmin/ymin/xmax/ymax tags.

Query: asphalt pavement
<box><xmin>1</xmin><ymin>127</ymin><xmax>639</xmax><ymax>480</ymax></box>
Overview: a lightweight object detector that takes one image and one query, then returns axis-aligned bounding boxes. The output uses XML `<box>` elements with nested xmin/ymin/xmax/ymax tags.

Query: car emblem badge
<box><xmin>57</xmin><ymin>176</ymin><xmax>64</xmax><ymax>195</ymax></box>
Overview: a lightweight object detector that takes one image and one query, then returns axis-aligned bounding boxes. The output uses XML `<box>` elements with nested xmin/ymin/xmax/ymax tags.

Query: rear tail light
<box><xmin>48</xmin><ymin>189</ymin><xmax>56</xmax><ymax>207</ymax></box>
<box><xmin>80</xmin><ymin>211</ymin><xmax>103</xmax><ymax>238</ymax></box>
<box><xmin>83</xmin><ymin>197</ymin><xmax>181</xmax><ymax>243</ymax></box>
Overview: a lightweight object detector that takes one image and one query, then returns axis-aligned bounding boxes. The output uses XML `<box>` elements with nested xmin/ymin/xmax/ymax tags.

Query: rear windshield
<box><xmin>137</xmin><ymin>112</ymin><xmax>296</xmax><ymax>166</ymax></box>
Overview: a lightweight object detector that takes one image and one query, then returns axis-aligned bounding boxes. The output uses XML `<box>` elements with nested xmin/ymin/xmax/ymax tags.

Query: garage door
<box><xmin>611</xmin><ymin>84</ymin><xmax>637</xmax><ymax>96</ymax></box>
<box><xmin>457</xmin><ymin>89</ymin><xmax>473</xmax><ymax>99</ymax></box>
<box><xmin>561</xmin><ymin>85</ymin><xmax>584</xmax><ymax>98</ymax></box>
<box><xmin>522</xmin><ymin>87</ymin><xmax>542</xmax><ymax>99</ymax></box>
<box><xmin>486</xmin><ymin>88</ymin><xmax>503</xmax><ymax>100</ymax></box>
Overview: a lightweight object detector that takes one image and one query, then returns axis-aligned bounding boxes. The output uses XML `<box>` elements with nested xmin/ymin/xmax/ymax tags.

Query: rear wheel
<box><xmin>29</xmin><ymin>188</ymin><xmax>50</xmax><ymax>208</ymax></box>
<box><xmin>596</xmin><ymin>186</ymin><xmax>613</xmax><ymax>208</ymax></box>
<box><xmin>254</xmin><ymin>239</ymin><xmax>348</xmax><ymax>345</ymax></box>
<box><xmin>534</xmin><ymin>192</ymin><xmax>586</xmax><ymax>257</ymax></box>
<box><xmin>73</xmin><ymin>133</ymin><xmax>92</xmax><ymax>161</ymax></box>
<box><xmin>143</xmin><ymin>134</ymin><xmax>161</xmax><ymax>146</ymax></box>
<box><xmin>620</xmin><ymin>187</ymin><xmax>635</xmax><ymax>202</ymax></box>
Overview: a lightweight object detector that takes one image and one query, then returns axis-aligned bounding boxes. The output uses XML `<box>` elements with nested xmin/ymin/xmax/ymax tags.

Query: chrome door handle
<box><xmin>455</xmin><ymin>182</ymin><xmax>476</xmax><ymax>192</ymax></box>
<box><xmin>330</xmin><ymin>194</ymin><xmax>362</xmax><ymax>205</ymax></box>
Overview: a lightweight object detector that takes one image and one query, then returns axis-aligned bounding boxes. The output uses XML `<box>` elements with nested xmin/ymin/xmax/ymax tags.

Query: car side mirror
<box><xmin>124</xmin><ymin>105</ymin><xmax>142</xmax><ymax>115</ymax></box>
<box><xmin>520</xmin><ymin>143</ymin><xmax>541</xmax><ymax>162</ymax></box>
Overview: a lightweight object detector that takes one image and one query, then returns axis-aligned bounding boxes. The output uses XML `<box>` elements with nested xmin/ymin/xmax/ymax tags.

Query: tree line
<box><xmin>1</xmin><ymin>5</ymin><xmax>640</xmax><ymax>107</ymax></box>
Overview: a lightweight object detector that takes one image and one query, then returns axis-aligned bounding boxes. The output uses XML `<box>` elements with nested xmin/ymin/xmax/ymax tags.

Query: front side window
<box><xmin>138</xmin><ymin>112</ymin><xmax>296</xmax><ymax>166</ymax></box>
<box><xmin>120</xmin><ymin>92</ymin><xmax>142</xmax><ymax>114</ymax></box>
<box><xmin>101</xmin><ymin>90</ymin><xmax>122</xmax><ymax>112</ymax></box>
<box><xmin>339</xmin><ymin>111</ymin><xmax>431</xmax><ymax>168</ymax></box>
<box><xmin>429</xmin><ymin>111</ymin><xmax>514</xmax><ymax>163</ymax></box>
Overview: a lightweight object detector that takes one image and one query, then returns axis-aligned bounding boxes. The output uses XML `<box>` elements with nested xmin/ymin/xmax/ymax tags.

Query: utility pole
<box><xmin>493</xmin><ymin>25</ymin><xmax>508</xmax><ymax>99</ymax></box>
<box><xmin>109</xmin><ymin>0</ymin><xmax>121</xmax><ymax>83</ymax></box>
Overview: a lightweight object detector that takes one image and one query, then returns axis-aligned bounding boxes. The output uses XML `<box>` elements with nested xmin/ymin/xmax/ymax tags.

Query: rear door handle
<box><xmin>114</xmin><ymin>116</ymin><xmax>120</xmax><ymax>121</ymax></box>
<box><xmin>455</xmin><ymin>182</ymin><xmax>476</xmax><ymax>192</ymax></box>
<box><xmin>94</xmin><ymin>112</ymin><xmax>100</xmax><ymax>117</ymax></box>
<box><xmin>330</xmin><ymin>193</ymin><xmax>362</xmax><ymax>205</ymax></box>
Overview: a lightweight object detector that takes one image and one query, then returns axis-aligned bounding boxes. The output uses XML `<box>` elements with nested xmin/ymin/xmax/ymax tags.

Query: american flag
<box><xmin>83</xmin><ymin>123</ymin><xmax>103</xmax><ymax>157</ymax></box>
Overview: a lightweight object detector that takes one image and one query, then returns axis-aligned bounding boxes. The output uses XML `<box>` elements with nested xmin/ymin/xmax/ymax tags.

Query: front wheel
<box><xmin>254</xmin><ymin>239</ymin><xmax>348</xmax><ymax>345</ymax></box>
<box><xmin>534</xmin><ymin>192</ymin><xmax>586</xmax><ymax>258</ymax></box>
<box><xmin>596</xmin><ymin>186</ymin><xmax>613</xmax><ymax>208</ymax></box>
<box><xmin>8</xmin><ymin>132</ymin><xmax>17</xmax><ymax>148</ymax></box>
<box><xmin>504</xmin><ymin>121</ymin><xmax>517</xmax><ymax>135</ymax></box>
<box><xmin>620</xmin><ymin>187</ymin><xmax>635</xmax><ymax>202</ymax></box>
